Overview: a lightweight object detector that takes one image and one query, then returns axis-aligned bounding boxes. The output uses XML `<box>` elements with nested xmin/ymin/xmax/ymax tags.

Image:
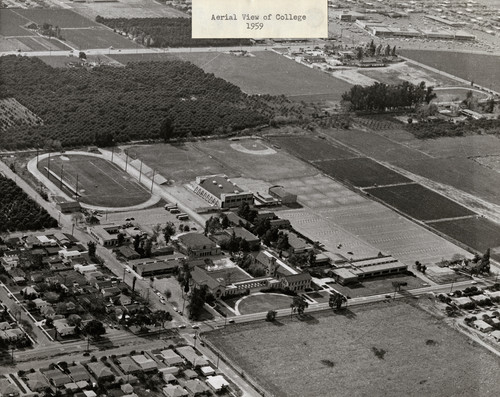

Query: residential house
<box><xmin>183</xmin><ymin>379</ymin><xmax>210</xmax><ymax>396</ymax></box>
<box><xmin>54</xmin><ymin>319</ymin><xmax>76</xmax><ymax>336</ymax></box>
<box><xmin>26</xmin><ymin>371</ymin><xmax>50</xmax><ymax>393</ymax></box>
<box><xmin>21</xmin><ymin>285</ymin><xmax>39</xmax><ymax>298</ymax></box>
<box><xmin>176</xmin><ymin>346</ymin><xmax>208</xmax><ymax>368</ymax></box>
<box><xmin>87</xmin><ymin>362</ymin><xmax>115</xmax><ymax>382</ymax></box>
<box><xmin>42</xmin><ymin>369</ymin><xmax>72</xmax><ymax>388</ymax></box>
<box><xmin>206</xmin><ymin>375</ymin><xmax>229</xmax><ymax>392</ymax></box>
<box><xmin>118</xmin><ymin>357</ymin><xmax>142</xmax><ymax>375</ymax></box>
<box><xmin>0</xmin><ymin>378</ymin><xmax>20</xmax><ymax>397</ymax></box>
<box><xmin>162</xmin><ymin>385</ymin><xmax>188</xmax><ymax>397</ymax></box>
<box><xmin>160</xmin><ymin>349</ymin><xmax>184</xmax><ymax>367</ymax></box>
<box><xmin>68</xmin><ymin>365</ymin><xmax>91</xmax><ymax>382</ymax></box>
<box><xmin>474</xmin><ymin>319</ymin><xmax>493</xmax><ymax>333</ymax></box>
<box><xmin>33</xmin><ymin>298</ymin><xmax>50</xmax><ymax>309</ymax></box>
<box><xmin>131</xmin><ymin>355</ymin><xmax>158</xmax><ymax>372</ymax></box>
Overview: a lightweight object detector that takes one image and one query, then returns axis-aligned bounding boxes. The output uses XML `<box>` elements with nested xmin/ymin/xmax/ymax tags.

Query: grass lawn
<box><xmin>366</xmin><ymin>183</ymin><xmax>476</xmax><ymax>221</ymax></box>
<box><xmin>36</xmin><ymin>154</ymin><xmax>150</xmax><ymax>207</ymax></box>
<box><xmin>316</xmin><ymin>157</ymin><xmax>411</xmax><ymax>188</ymax></box>
<box><xmin>206</xmin><ymin>300</ymin><xmax>500</xmax><ymax>397</ymax></box>
<box><xmin>236</xmin><ymin>293</ymin><xmax>293</xmax><ymax>315</ymax></box>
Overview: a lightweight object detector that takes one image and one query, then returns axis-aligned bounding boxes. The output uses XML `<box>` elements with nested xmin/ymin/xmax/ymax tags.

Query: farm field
<box><xmin>14</xmin><ymin>8</ymin><xmax>99</xmax><ymax>28</ymax></box>
<box><xmin>400</xmin><ymin>49</ymin><xmax>500</xmax><ymax>93</ymax></box>
<box><xmin>60</xmin><ymin>27</ymin><xmax>139</xmax><ymax>49</ymax></box>
<box><xmin>36</xmin><ymin>154</ymin><xmax>151</xmax><ymax>207</ymax></box>
<box><xmin>275</xmin><ymin>174</ymin><xmax>469</xmax><ymax>265</ymax></box>
<box><xmin>0</xmin><ymin>9</ymin><xmax>32</xmax><ymax>36</ymax></box>
<box><xmin>206</xmin><ymin>301</ymin><xmax>500</xmax><ymax>397</ymax></box>
<box><xmin>431</xmin><ymin>216</ymin><xmax>500</xmax><ymax>254</ymax></box>
<box><xmin>395</xmin><ymin>157</ymin><xmax>500</xmax><ymax>207</ymax></box>
<box><xmin>270</xmin><ymin>135</ymin><xmax>357</xmax><ymax>162</ymax></box>
<box><xmin>366</xmin><ymin>183</ymin><xmax>476</xmax><ymax>221</ymax></box>
<box><xmin>316</xmin><ymin>157</ymin><xmax>411</xmax><ymax>188</ymax></box>
<box><xmin>71</xmin><ymin>0</ymin><xmax>187</xmax><ymax>20</ymax></box>
<box><xmin>406</xmin><ymin>135</ymin><xmax>500</xmax><ymax>158</ymax></box>
<box><xmin>236</xmin><ymin>293</ymin><xmax>293</xmax><ymax>315</ymax></box>
<box><xmin>112</xmin><ymin>51</ymin><xmax>352</xmax><ymax>99</ymax></box>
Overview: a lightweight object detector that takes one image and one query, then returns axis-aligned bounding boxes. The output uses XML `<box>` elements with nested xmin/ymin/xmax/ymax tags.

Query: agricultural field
<box><xmin>270</xmin><ymin>136</ymin><xmax>357</xmax><ymax>162</ymax></box>
<box><xmin>0</xmin><ymin>174</ymin><xmax>58</xmax><ymax>233</ymax></box>
<box><xmin>207</xmin><ymin>301</ymin><xmax>500</xmax><ymax>397</ymax></box>
<box><xmin>366</xmin><ymin>183</ymin><xmax>476</xmax><ymax>221</ymax></box>
<box><xmin>14</xmin><ymin>8</ymin><xmax>99</xmax><ymax>28</ymax></box>
<box><xmin>400</xmin><ymin>50</ymin><xmax>500</xmax><ymax>93</ymax></box>
<box><xmin>71</xmin><ymin>0</ymin><xmax>187</xmax><ymax>20</ymax></box>
<box><xmin>431</xmin><ymin>216</ymin><xmax>500</xmax><ymax>254</ymax></box>
<box><xmin>60</xmin><ymin>27</ymin><xmax>139</xmax><ymax>50</ymax></box>
<box><xmin>395</xmin><ymin>157</ymin><xmax>500</xmax><ymax>207</ymax></box>
<box><xmin>406</xmin><ymin>135</ymin><xmax>500</xmax><ymax>158</ymax></box>
<box><xmin>0</xmin><ymin>9</ymin><xmax>33</xmax><ymax>36</ymax></box>
<box><xmin>0</xmin><ymin>98</ymin><xmax>43</xmax><ymax>132</ymax></box>
<box><xmin>36</xmin><ymin>154</ymin><xmax>151</xmax><ymax>207</ymax></box>
<box><xmin>113</xmin><ymin>51</ymin><xmax>352</xmax><ymax>99</ymax></box>
<box><xmin>316</xmin><ymin>157</ymin><xmax>411</xmax><ymax>188</ymax></box>
<box><xmin>0</xmin><ymin>56</ymin><xmax>290</xmax><ymax>149</ymax></box>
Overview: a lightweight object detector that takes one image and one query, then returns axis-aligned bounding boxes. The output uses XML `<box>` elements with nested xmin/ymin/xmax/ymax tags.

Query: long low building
<box><xmin>331</xmin><ymin>256</ymin><xmax>408</xmax><ymax>285</ymax></box>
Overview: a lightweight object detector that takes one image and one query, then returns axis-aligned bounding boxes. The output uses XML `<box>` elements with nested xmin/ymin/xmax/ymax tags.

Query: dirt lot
<box><xmin>316</xmin><ymin>157</ymin><xmax>411</xmax><ymax>188</ymax></box>
<box><xmin>206</xmin><ymin>300</ymin><xmax>500</xmax><ymax>397</ymax></box>
<box><xmin>366</xmin><ymin>183</ymin><xmax>476</xmax><ymax>222</ymax></box>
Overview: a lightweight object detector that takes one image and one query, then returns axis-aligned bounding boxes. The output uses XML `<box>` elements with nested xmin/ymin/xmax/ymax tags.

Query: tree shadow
<box><xmin>335</xmin><ymin>308</ymin><xmax>357</xmax><ymax>319</ymax></box>
<box><xmin>298</xmin><ymin>314</ymin><xmax>319</xmax><ymax>324</ymax></box>
<box><xmin>270</xmin><ymin>319</ymin><xmax>285</xmax><ymax>327</ymax></box>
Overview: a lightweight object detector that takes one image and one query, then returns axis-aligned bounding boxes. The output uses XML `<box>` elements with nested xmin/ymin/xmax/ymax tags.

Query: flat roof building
<box><xmin>194</xmin><ymin>175</ymin><xmax>253</xmax><ymax>209</ymax></box>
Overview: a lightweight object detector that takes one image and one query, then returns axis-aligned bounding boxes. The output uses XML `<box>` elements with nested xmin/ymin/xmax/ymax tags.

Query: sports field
<box><xmin>112</xmin><ymin>51</ymin><xmax>352</xmax><ymax>99</ymax></box>
<box><xmin>270</xmin><ymin>136</ymin><xmax>357</xmax><ymax>162</ymax></box>
<box><xmin>431</xmin><ymin>216</ymin><xmax>500</xmax><ymax>253</ymax></box>
<box><xmin>36</xmin><ymin>154</ymin><xmax>150</xmax><ymax>207</ymax></box>
<box><xmin>316</xmin><ymin>158</ymin><xmax>411</xmax><ymax>188</ymax></box>
<box><xmin>207</xmin><ymin>301</ymin><xmax>500</xmax><ymax>397</ymax></box>
<box><xmin>366</xmin><ymin>184</ymin><xmax>476</xmax><ymax>221</ymax></box>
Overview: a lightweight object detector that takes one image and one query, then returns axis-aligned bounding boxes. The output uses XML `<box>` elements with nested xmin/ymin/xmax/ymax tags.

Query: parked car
<box><xmin>192</xmin><ymin>324</ymin><xmax>200</xmax><ymax>329</ymax></box>
<box><xmin>178</xmin><ymin>324</ymin><xmax>186</xmax><ymax>329</ymax></box>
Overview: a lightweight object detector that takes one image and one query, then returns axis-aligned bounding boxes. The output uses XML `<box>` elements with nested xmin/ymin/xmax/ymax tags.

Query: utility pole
<box><xmin>60</xmin><ymin>164</ymin><xmax>64</xmax><ymax>189</ymax></box>
<box><xmin>139</xmin><ymin>160</ymin><xmax>143</xmax><ymax>183</ymax></box>
<box><xmin>151</xmin><ymin>169</ymin><xmax>155</xmax><ymax>193</ymax></box>
<box><xmin>111</xmin><ymin>147</ymin><xmax>114</xmax><ymax>162</ymax></box>
<box><xmin>75</xmin><ymin>174</ymin><xmax>79</xmax><ymax>200</ymax></box>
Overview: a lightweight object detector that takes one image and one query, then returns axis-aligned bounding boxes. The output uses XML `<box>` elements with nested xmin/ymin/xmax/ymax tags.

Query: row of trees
<box><xmin>96</xmin><ymin>16</ymin><xmax>252</xmax><ymax>48</ymax></box>
<box><xmin>0</xmin><ymin>175</ymin><xmax>58</xmax><ymax>232</ymax></box>
<box><xmin>342</xmin><ymin>81</ymin><xmax>436</xmax><ymax>112</ymax></box>
<box><xmin>407</xmin><ymin>117</ymin><xmax>500</xmax><ymax>139</ymax></box>
<box><xmin>0</xmin><ymin>56</ymin><xmax>297</xmax><ymax>150</ymax></box>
